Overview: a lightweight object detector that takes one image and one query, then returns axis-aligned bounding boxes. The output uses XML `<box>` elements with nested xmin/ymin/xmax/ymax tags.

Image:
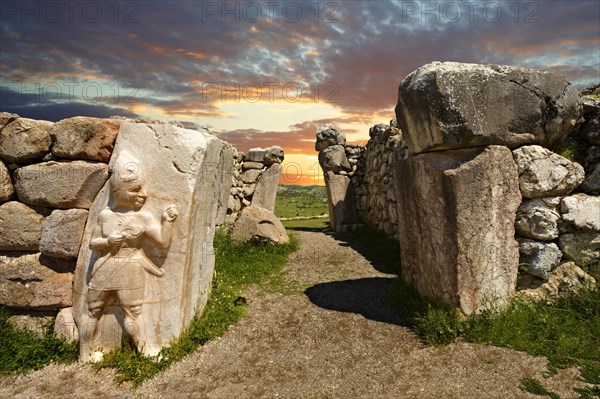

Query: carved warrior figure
<box><xmin>84</xmin><ymin>151</ymin><xmax>178</xmax><ymax>361</ymax></box>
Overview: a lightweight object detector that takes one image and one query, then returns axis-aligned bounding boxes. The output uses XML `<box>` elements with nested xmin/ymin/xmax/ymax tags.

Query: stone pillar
<box><xmin>73</xmin><ymin>122</ymin><xmax>226</xmax><ymax>361</ymax></box>
<box><xmin>324</xmin><ymin>171</ymin><xmax>360</xmax><ymax>232</ymax></box>
<box><xmin>394</xmin><ymin>145</ymin><xmax>521</xmax><ymax>315</ymax></box>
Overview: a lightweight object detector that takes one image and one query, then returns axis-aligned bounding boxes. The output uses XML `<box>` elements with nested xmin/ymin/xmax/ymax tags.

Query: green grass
<box><xmin>275</xmin><ymin>187</ymin><xmax>328</xmax><ymax>219</ymax></box>
<box><xmin>281</xmin><ymin>218</ymin><xmax>329</xmax><ymax>230</ymax></box>
<box><xmin>0</xmin><ymin>310</ymin><xmax>78</xmax><ymax>375</ymax></box>
<box><xmin>92</xmin><ymin>231</ymin><xmax>299</xmax><ymax>385</ymax></box>
<box><xmin>551</xmin><ymin>140</ymin><xmax>586</xmax><ymax>163</ymax></box>
<box><xmin>520</xmin><ymin>378</ymin><xmax>561</xmax><ymax>399</ymax></box>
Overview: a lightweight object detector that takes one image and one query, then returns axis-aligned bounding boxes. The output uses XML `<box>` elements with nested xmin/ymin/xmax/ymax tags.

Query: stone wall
<box><xmin>316</xmin><ymin>62</ymin><xmax>599</xmax><ymax>314</ymax></box>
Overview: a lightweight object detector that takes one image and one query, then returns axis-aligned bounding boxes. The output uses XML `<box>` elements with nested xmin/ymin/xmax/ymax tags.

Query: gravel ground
<box><xmin>0</xmin><ymin>230</ymin><xmax>588</xmax><ymax>399</ymax></box>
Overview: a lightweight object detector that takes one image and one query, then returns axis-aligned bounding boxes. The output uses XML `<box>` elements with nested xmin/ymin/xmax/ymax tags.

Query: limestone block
<box><xmin>0</xmin><ymin>118</ymin><xmax>53</xmax><ymax>163</ymax></box>
<box><xmin>559</xmin><ymin>194</ymin><xmax>600</xmax><ymax>232</ymax></box>
<box><xmin>50</xmin><ymin>117</ymin><xmax>121</xmax><ymax>162</ymax></box>
<box><xmin>515</xmin><ymin>198</ymin><xmax>561</xmax><ymax>241</ymax></box>
<box><xmin>324</xmin><ymin>171</ymin><xmax>360</xmax><ymax>233</ymax></box>
<box><xmin>0</xmin><ymin>253</ymin><xmax>73</xmax><ymax>310</ymax></box>
<box><xmin>246</xmin><ymin>148</ymin><xmax>266</xmax><ymax>162</ymax></box>
<box><xmin>315</xmin><ymin>126</ymin><xmax>346</xmax><ymax>151</ymax></box>
<box><xmin>0</xmin><ymin>161</ymin><xmax>14</xmax><ymax>203</ymax></box>
<box><xmin>215</xmin><ymin>143</ymin><xmax>234</xmax><ymax>226</ymax></box>
<box><xmin>73</xmin><ymin>122</ymin><xmax>226</xmax><ymax>361</ymax></box>
<box><xmin>7</xmin><ymin>313</ymin><xmax>54</xmax><ymax>338</ymax></box>
<box><xmin>318</xmin><ymin>145</ymin><xmax>351</xmax><ymax>173</ymax></box>
<box><xmin>228</xmin><ymin>195</ymin><xmax>241</xmax><ymax>213</ymax></box>
<box><xmin>242</xmin><ymin>183</ymin><xmax>256</xmax><ymax>197</ymax></box>
<box><xmin>54</xmin><ymin>307</ymin><xmax>79</xmax><ymax>343</ymax></box>
<box><xmin>518</xmin><ymin>239</ymin><xmax>562</xmax><ymax>280</ymax></box>
<box><xmin>252</xmin><ymin>163</ymin><xmax>282</xmax><ymax>213</ymax></box>
<box><xmin>395</xmin><ymin>145</ymin><xmax>521</xmax><ymax>315</ymax></box>
<box><xmin>518</xmin><ymin>262</ymin><xmax>596</xmax><ymax>303</ymax></box>
<box><xmin>559</xmin><ymin>232</ymin><xmax>600</xmax><ymax>266</ymax></box>
<box><xmin>14</xmin><ymin>161</ymin><xmax>109</xmax><ymax>209</ymax></box>
<box><xmin>0</xmin><ymin>112</ymin><xmax>19</xmax><ymax>130</ymax></box>
<box><xmin>240</xmin><ymin>169</ymin><xmax>261</xmax><ymax>184</ymax></box>
<box><xmin>263</xmin><ymin>146</ymin><xmax>284</xmax><ymax>165</ymax></box>
<box><xmin>395</xmin><ymin>62</ymin><xmax>581</xmax><ymax>155</ymax></box>
<box><xmin>513</xmin><ymin>145</ymin><xmax>585</xmax><ymax>198</ymax></box>
<box><xmin>0</xmin><ymin>201</ymin><xmax>47</xmax><ymax>251</ymax></box>
<box><xmin>40</xmin><ymin>209</ymin><xmax>89</xmax><ymax>259</ymax></box>
<box><xmin>242</xmin><ymin>161</ymin><xmax>263</xmax><ymax>170</ymax></box>
<box><xmin>231</xmin><ymin>205</ymin><xmax>289</xmax><ymax>244</ymax></box>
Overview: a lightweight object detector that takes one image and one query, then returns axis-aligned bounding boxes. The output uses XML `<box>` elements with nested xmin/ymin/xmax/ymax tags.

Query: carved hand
<box><xmin>107</xmin><ymin>233</ymin><xmax>124</xmax><ymax>247</ymax></box>
<box><xmin>163</xmin><ymin>205</ymin><xmax>179</xmax><ymax>222</ymax></box>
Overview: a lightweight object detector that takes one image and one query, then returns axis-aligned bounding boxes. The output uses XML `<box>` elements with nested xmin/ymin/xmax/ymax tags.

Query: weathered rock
<box><xmin>0</xmin><ymin>201</ymin><xmax>47</xmax><ymax>251</ymax></box>
<box><xmin>518</xmin><ymin>239</ymin><xmax>562</xmax><ymax>280</ymax></box>
<box><xmin>515</xmin><ymin>197</ymin><xmax>561</xmax><ymax>241</ymax></box>
<box><xmin>7</xmin><ymin>313</ymin><xmax>54</xmax><ymax>339</ymax></box>
<box><xmin>50</xmin><ymin>117</ymin><xmax>121</xmax><ymax>162</ymax></box>
<box><xmin>54</xmin><ymin>307</ymin><xmax>79</xmax><ymax>343</ymax></box>
<box><xmin>240</xmin><ymin>169</ymin><xmax>261</xmax><ymax>184</ymax></box>
<box><xmin>215</xmin><ymin>143</ymin><xmax>234</xmax><ymax>226</ymax></box>
<box><xmin>14</xmin><ymin>161</ymin><xmax>109</xmax><ymax>209</ymax></box>
<box><xmin>0</xmin><ymin>112</ymin><xmax>19</xmax><ymax>130</ymax></box>
<box><xmin>264</xmin><ymin>146</ymin><xmax>284</xmax><ymax>165</ymax></box>
<box><xmin>242</xmin><ymin>161</ymin><xmax>263</xmax><ymax>170</ymax></box>
<box><xmin>581</xmin><ymin>164</ymin><xmax>600</xmax><ymax>194</ymax></box>
<box><xmin>73</xmin><ymin>122</ymin><xmax>227</xmax><ymax>361</ymax></box>
<box><xmin>40</xmin><ymin>209</ymin><xmax>89</xmax><ymax>259</ymax></box>
<box><xmin>242</xmin><ymin>183</ymin><xmax>256</xmax><ymax>197</ymax></box>
<box><xmin>395</xmin><ymin>145</ymin><xmax>521</xmax><ymax>315</ymax></box>
<box><xmin>0</xmin><ymin>252</ymin><xmax>73</xmax><ymax>310</ymax></box>
<box><xmin>324</xmin><ymin>171</ymin><xmax>360</xmax><ymax>233</ymax></box>
<box><xmin>513</xmin><ymin>145</ymin><xmax>585</xmax><ymax>198</ymax></box>
<box><xmin>558</xmin><ymin>232</ymin><xmax>600</xmax><ymax>266</ymax></box>
<box><xmin>559</xmin><ymin>194</ymin><xmax>600</xmax><ymax>233</ymax></box>
<box><xmin>0</xmin><ymin>118</ymin><xmax>53</xmax><ymax>163</ymax></box>
<box><xmin>318</xmin><ymin>145</ymin><xmax>351</xmax><ymax>173</ymax></box>
<box><xmin>517</xmin><ymin>262</ymin><xmax>596</xmax><ymax>303</ymax></box>
<box><xmin>396</xmin><ymin>62</ymin><xmax>581</xmax><ymax>155</ymax></box>
<box><xmin>578</xmin><ymin>97</ymin><xmax>600</xmax><ymax>145</ymax></box>
<box><xmin>228</xmin><ymin>195</ymin><xmax>241</xmax><ymax>213</ymax></box>
<box><xmin>231</xmin><ymin>205</ymin><xmax>289</xmax><ymax>244</ymax></box>
<box><xmin>583</xmin><ymin>146</ymin><xmax>600</xmax><ymax>173</ymax></box>
<box><xmin>0</xmin><ymin>161</ymin><xmax>14</xmax><ymax>203</ymax></box>
<box><xmin>252</xmin><ymin>164</ymin><xmax>282</xmax><ymax>213</ymax></box>
<box><xmin>245</xmin><ymin>148</ymin><xmax>266</xmax><ymax>163</ymax></box>
<box><xmin>315</xmin><ymin>126</ymin><xmax>346</xmax><ymax>151</ymax></box>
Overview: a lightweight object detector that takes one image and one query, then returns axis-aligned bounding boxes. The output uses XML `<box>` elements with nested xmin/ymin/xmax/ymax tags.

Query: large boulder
<box><xmin>252</xmin><ymin>163</ymin><xmax>282</xmax><ymax>213</ymax></box>
<box><xmin>581</xmin><ymin>164</ymin><xmax>600</xmax><ymax>194</ymax></box>
<box><xmin>40</xmin><ymin>209</ymin><xmax>89</xmax><ymax>259</ymax></box>
<box><xmin>73</xmin><ymin>122</ymin><xmax>228</xmax><ymax>361</ymax></box>
<box><xmin>518</xmin><ymin>262</ymin><xmax>596</xmax><ymax>303</ymax></box>
<box><xmin>50</xmin><ymin>117</ymin><xmax>121</xmax><ymax>162</ymax></box>
<box><xmin>0</xmin><ymin>112</ymin><xmax>19</xmax><ymax>130</ymax></box>
<box><xmin>0</xmin><ymin>253</ymin><xmax>73</xmax><ymax>310</ymax></box>
<box><xmin>315</xmin><ymin>126</ymin><xmax>346</xmax><ymax>151</ymax></box>
<box><xmin>577</xmin><ymin>97</ymin><xmax>600</xmax><ymax>145</ymax></box>
<box><xmin>518</xmin><ymin>239</ymin><xmax>562</xmax><ymax>280</ymax></box>
<box><xmin>324</xmin><ymin>171</ymin><xmax>360</xmax><ymax>232</ymax></box>
<box><xmin>0</xmin><ymin>201</ymin><xmax>48</xmax><ymax>251</ymax></box>
<box><xmin>512</xmin><ymin>145</ymin><xmax>584</xmax><ymax>198</ymax></box>
<box><xmin>231</xmin><ymin>205</ymin><xmax>289</xmax><ymax>244</ymax></box>
<box><xmin>263</xmin><ymin>146</ymin><xmax>284</xmax><ymax>165</ymax></box>
<box><xmin>558</xmin><ymin>232</ymin><xmax>600</xmax><ymax>266</ymax></box>
<box><xmin>0</xmin><ymin>118</ymin><xmax>53</xmax><ymax>163</ymax></box>
<box><xmin>245</xmin><ymin>148</ymin><xmax>266</xmax><ymax>163</ymax></box>
<box><xmin>318</xmin><ymin>145</ymin><xmax>351</xmax><ymax>173</ymax></box>
<box><xmin>515</xmin><ymin>198</ymin><xmax>561</xmax><ymax>241</ymax></box>
<box><xmin>14</xmin><ymin>160</ymin><xmax>109</xmax><ymax>209</ymax></box>
<box><xmin>0</xmin><ymin>161</ymin><xmax>14</xmax><ymax>203</ymax></box>
<box><xmin>395</xmin><ymin>145</ymin><xmax>521</xmax><ymax>315</ymax></box>
<box><xmin>559</xmin><ymin>194</ymin><xmax>600</xmax><ymax>232</ymax></box>
<box><xmin>395</xmin><ymin>62</ymin><xmax>581</xmax><ymax>155</ymax></box>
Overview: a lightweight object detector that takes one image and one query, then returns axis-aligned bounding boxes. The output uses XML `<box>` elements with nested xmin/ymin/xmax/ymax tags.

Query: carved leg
<box><xmin>81</xmin><ymin>289</ymin><xmax>111</xmax><ymax>362</ymax></box>
<box><xmin>118</xmin><ymin>287</ymin><xmax>156</xmax><ymax>356</ymax></box>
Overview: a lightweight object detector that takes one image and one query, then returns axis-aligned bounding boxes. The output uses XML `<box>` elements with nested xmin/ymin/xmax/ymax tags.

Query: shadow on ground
<box><xmin>329</xmin><ymin>231</ymin><xmax>400</xmax><ymax>275</ymax></box>
<box><xmin>305</xmin><ymin>278</ymin><xmax>407</xmax><ymax>326</ymax></box>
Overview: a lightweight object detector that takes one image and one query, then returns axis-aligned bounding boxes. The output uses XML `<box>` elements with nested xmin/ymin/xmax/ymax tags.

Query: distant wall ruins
<box><xmin>0</xmin><ymin>113</ymin><xmax>284</xmax><ymax>344</ymax></box>
<box><xmin>318</xmin><ymin>62</ymin><xmax>600</xmax><ymax>314</ymax></box>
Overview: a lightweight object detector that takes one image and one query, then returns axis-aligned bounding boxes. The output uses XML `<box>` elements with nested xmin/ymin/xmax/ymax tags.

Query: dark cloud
<box><xmin>1</xmin><ymin>102</ymin><xmax>139</xmax><ymax>122</ymax></box>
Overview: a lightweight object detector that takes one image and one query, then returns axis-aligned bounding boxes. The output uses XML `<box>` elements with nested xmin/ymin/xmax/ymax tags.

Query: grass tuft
<box><xmin>519</xmin><ymin>378</ymin><xmax>561</xmax><ymax>398</ymax></box>
<box><xmin>0</xmin><ymin>309</ymin><xmax>78</xmax><ymax>375</ymax></box>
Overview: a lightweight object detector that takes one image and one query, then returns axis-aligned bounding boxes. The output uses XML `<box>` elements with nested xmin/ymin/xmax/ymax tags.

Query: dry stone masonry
<box><xmin>317</xmin><ymin>62</ymin><xmax>599</xmax><ymax>314</ymax></box>
<box><xmin>0</xmin><ymin>112</ymin><xmax>286</xmax><ymax>348</ymax></box>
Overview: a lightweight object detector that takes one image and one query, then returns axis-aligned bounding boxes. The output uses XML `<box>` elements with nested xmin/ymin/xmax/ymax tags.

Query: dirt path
<box><xmin>0</xmin><ymin>230</ymin><xmax>586</xmax><ymax>399</ymax></box>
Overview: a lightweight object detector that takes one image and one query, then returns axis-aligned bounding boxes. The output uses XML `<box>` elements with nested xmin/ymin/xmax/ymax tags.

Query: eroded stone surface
<box><xmin>263</xmin><ymin>146</ymin><xmax>284</xmax><ymax>165</ymax></box>
<box><xmin>513</xmin><ymin>145</ymin><xmax>584</xmax><ymax>198</ymax></box>
<box><xmin>73</xmin><ymin>122</ymin><xmax>226</xmax><ymax>361</ymax></box>
<box><xmin>319</xmin><ymin>145</ymin><xmax>351</xmax><ymax>173</ymax></box>
<box><xmin>40</xmin><ymin>209</ymin><xmax>89</xmax><ymax>259</ymax></box>
<box><xmin>324</xmin><ymin>171</ymin><xmax>360</xmax><ymax>233</ymax></box>
<box><xmin>0</xmin><ymin>252</ymin><xmax>73</xmax><ymax>310</ymax></box>
<box><xmin>14</xmin><ymin>161</ymin><xmax>109</xmax><ymax>209</ymax></box>
<box><xmin>231</xmin><ymin>205</ymin><xmax>289</xmax><ymax>244</ymax></box>
<box><xmin>0</xmin><ymin>112</ymin><xmax>19</xmax><ymax>130</ymax></box>
<box><xmin>0</xmin><ymin>118</ymin><xmax>53</xmax><ymax>163</ymax></box>
<box><xmin>395</xmin><ymin>146</ymin><xmax>521</xmax><ymax>315</ymax></box>
<box><xmin>54</xmin><ymin>307</ymin><xmax>79</xmax><ymax>343</ymax></box>
<box><xmin>252</xmin><ymin>163</ymin><xmax>282</xmax><ymax>213</ymax></box>
<box><xmin>0</xmin><ymin>201</ymin><xmax>47</xmax><ymax>251</ymax></box>
<box><xmin>0</xmin><ymin>161</ymin><xmax>14</xmax><ymax>203</ymax></box>
<box><xmin>395</xmin><ymin>62</ymin><xmax>581</xmax><ymax>155</ymax></box>
<box><xmin>559</xmin><ymin>194</ymin><xmax>600</xmax><ymax>232</ymax></box>
<box><xmin>50</xmin><ymin>117</ymin><xmax>121</xmax><ymax>162</ymax></box>
<box><xmin>518</xmin><ymin>239</ymin><xmax>562</xmax><ymax>280</ymax></box>
<box><xmin>515</xmin><ymin>198</ymin><xmax>561</xmax><ymax>241</ymax></box>
<box><xmin>518</xmin><ymin>262</ymin><xmax>596</xmax><ymax>303</ymax></box>
<box><xmin>315</xmin><ymin>126</ymin><xmax>346</xmax><ymax>151</ymax></box>
<box><xmin>558</xmin><ymin>232</ymin><xmax>600</xmax><ymax>266</ymax></box>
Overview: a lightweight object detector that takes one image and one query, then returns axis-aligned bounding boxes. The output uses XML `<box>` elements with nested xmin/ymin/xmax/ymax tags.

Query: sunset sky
<box><xmin>1</xmin><ymin>0</ymin><xmax>599</xmax><ymax>185</ymax></box>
